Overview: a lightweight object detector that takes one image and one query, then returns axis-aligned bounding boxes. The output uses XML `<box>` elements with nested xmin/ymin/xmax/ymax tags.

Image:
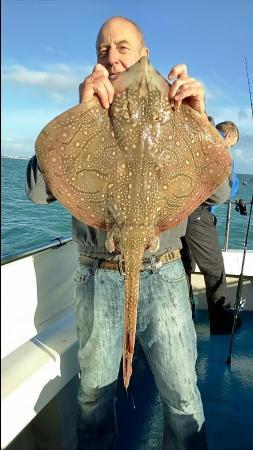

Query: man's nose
<box><xmin>107</xmin><ymin>48</ymin><xmax>119</xmax><ymax>65</ymax></box>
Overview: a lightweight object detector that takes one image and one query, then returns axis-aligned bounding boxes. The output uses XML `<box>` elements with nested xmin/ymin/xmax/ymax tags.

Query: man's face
<box><xmin>97</xmin><ymin>19</ymin><xmax>148</xmax><ymax>80</ymax></box>
<box><xmin>225</xmin><ymin>133</ymin><xmax>238</xmax><ymax>148</ymax></box>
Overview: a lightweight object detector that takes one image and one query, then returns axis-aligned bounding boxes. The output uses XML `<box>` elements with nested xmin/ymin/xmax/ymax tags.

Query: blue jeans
<box><xmin>74</xmin><ymin>259</ymin><xmax>208</xmax><ymax>450</ymax></box>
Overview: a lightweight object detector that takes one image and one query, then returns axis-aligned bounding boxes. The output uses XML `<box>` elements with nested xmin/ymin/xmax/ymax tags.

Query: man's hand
<box><xmin>167</xmin><ymin>64</ymin><xmax>205</xmax><ymax>115</ymax></box>
<box><xmin>79</xmin><ymin>64</ymin><xmax>114</xmax><ymax>109</ymax></box>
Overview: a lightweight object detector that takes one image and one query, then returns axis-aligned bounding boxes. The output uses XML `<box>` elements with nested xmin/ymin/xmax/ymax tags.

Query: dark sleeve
<box><xmin>25</xmin><ymin>155</ymin><xmax>56</xmax><ymax>204</ymax></box>
<box><xmin>204</xmin><ymin>176</ymin><xmax>233</xmax><ymax>206</ymax></box>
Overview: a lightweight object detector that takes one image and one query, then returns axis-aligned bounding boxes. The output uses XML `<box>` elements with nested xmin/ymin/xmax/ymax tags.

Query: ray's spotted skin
<box><xmin>35</xmin><ymin>56</ymin><xmax>232</xmax><ymax>388</ymax></box>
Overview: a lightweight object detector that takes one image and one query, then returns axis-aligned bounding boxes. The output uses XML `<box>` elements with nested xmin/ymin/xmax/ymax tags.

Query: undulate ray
<box><xmin>35</xmin><ymin>56</ymin><xmax>232</xmax><ymax>388</ymax></box>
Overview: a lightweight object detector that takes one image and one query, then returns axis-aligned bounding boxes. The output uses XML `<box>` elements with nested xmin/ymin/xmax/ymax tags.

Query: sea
<box><xmin>1</xmin><ymin>156</ymin><xmax>253</xmax><ymax>258</ymax></box>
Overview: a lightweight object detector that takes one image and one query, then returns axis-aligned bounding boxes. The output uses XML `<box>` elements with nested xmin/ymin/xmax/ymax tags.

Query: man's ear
<box><xmin>141</xmin><ymin>47</ymin><xmax>149</xmax><ymax>58</ymax></box>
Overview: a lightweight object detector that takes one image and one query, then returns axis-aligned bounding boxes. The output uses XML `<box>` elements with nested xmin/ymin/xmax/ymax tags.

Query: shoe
<box><xmin>209</xmin><ymin>303</ymin><xmax>242</xmax><ymax>335</ymax></box>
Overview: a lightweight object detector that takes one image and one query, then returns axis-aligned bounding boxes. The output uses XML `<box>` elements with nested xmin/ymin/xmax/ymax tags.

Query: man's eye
<box><xmin>119</xmin><ymin>46</ymin><xmax>129</xmax><ymax>52</ymax></box>
<box><xmin>99</xmin><ymin>49</ymin><xmax>107</xmax><ymax>56</ymax></box>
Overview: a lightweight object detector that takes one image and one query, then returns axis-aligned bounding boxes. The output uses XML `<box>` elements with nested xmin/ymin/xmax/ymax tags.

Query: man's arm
<box><xmin>204</xmin><ymin>176</ymin><xmax>233</xmax><ymax>207</ymax></box>
<box><xmin>25</xmin><ymin>155</ymin><xmax>56</xmax><ymax>204</ymax></box>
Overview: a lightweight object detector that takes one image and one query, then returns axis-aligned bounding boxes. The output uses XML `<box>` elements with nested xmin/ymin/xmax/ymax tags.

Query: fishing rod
<box><xmin>226</xmin><ymin>57</ymin><xmax>253</xmax><ymax>365</ymax></box>
<box><xmin>245</xmin><ymin>57</ymin><xmax>253</xmax><ymax>120</ymax></box>
<box><xmin>226</xmin><ymin>192</ymin><xmax>253</xmax><ymax>365</ymax></box>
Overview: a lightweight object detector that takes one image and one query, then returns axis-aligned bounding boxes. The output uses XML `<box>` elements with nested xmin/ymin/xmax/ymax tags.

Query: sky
<box><xmin>2</xmin><ymin>0</ymin><xmax>253</xmax><ymax>173</ymax></box>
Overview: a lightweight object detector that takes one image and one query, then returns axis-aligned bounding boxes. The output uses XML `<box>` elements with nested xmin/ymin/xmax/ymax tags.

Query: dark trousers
<box><xmin>183</xmin><ymin>205</ymin><xmax>229</xmax><ymax>308</ymax></box>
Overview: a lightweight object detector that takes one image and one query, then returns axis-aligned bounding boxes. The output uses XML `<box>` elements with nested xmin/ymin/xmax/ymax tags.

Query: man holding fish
<box><xmin>26</xmin><ymin>16</ymin><xmax>232</xmax><ymax>450</ymax></box>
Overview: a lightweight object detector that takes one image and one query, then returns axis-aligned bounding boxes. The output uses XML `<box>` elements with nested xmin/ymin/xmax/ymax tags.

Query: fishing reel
<box><xmin>232</xmin><ymin>298</ymin><xmax>247</xmax><ymax>312</ymax></box>
<box><xmin>235</xmin><ymin>199</ymin><xmax>247</xmax><ymax>216</ymax></box>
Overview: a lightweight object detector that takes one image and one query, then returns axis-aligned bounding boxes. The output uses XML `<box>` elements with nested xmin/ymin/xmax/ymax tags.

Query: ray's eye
<box><xmin>122</xmin><ymin>102</ymin><xmax>132</xmax><ymax>119</ymax></box>
<box><xmin>127</xmin><ymin>102</ymin><xmax>132</xmax><ymax>117</ymax></box>
<box><xmin>153</xmin><ymin>113</ymin><xmax>160</xmax><ymax>121</ymax></box>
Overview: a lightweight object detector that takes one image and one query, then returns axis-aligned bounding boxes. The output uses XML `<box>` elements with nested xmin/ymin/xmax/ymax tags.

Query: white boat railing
<box><xmin>1</xmin><ymin>236</ymin><xmax>73</xmax><ymax>266</ymax></box>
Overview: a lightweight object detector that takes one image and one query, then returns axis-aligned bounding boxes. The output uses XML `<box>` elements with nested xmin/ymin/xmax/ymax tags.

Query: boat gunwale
<box><xmin>1</xmin><ymin>235</ymin><xmax>72</xmax><ymax>265</ymax></box>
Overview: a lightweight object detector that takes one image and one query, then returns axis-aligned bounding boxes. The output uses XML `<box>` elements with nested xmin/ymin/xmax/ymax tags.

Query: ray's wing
<box><xmin>35</xmin><ymin>100</ymin><xmax>119</xmax><ymax>229</ymax></box>
<box><xmin>156</xmin><ymin>104</ymin><xmax>232</xmax><ymax>231</ymax></box>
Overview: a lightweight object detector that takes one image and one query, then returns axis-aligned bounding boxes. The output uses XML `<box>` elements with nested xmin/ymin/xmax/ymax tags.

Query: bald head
<box><xmin>96</xmin><ymin>16</ymin><xmax>146</xmax><ymax>54</ymax></box>
<box><xmin>95</xmin><ymin>16</ymin><xmax>149</xmax><ymax>77</ymax></box>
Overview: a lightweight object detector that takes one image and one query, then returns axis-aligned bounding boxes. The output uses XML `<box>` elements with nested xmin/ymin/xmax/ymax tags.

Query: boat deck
<box><xmin>116</xmin><ymin>310</ymin><xmax>253</xmax><ymax>450</ymax></box>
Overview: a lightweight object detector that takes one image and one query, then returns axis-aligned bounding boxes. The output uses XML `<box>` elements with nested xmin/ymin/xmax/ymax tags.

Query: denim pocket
<box><xmin>157</xmin><ymin>260</ymin><xmax>186</xmax><ymax>284</ymax></box>
<box><xmin>74</xmin><ymin>266</ymin><xmax>93</xmax><ymax>287</ymax></box>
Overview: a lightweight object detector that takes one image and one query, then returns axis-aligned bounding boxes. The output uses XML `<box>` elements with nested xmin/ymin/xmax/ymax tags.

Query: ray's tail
<box><xmin>121</xmin><ymin>236</ymin><xmax>146</xmax><ymax>390</ymax></box>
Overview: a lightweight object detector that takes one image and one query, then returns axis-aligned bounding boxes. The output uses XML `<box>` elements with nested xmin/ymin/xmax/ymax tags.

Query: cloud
<box><xmin>49</xmin><ymin>92</ymin><xmax>70</xmax><ymax>104</ymax></box>
<box><xmin>2</xmin><ymin>62</ymin><xmax>93</xmax><ymax>94</ymax></box>
<box><xmin>199</xmin><ymin>79</ymin><xmax>234</xmax><ymax>103</ymax></box>
<box><xmin>238</xmin><ymin>109</ymin><xmax>248</xmax><ymax>119</ymax></box>
<box><xmin>2</xmin><ymin>107</ymin><xmax>68</xmax><ymax>155</ymax></box>
<box><xmin>1</xmin><ymin>137</ymin><xmax>35</xmax><ymax>157</ymax></box>
<box><xmin>43</xmin><ymin>46</ymin><xmax>68</xmax><ymax>57</ymax></box>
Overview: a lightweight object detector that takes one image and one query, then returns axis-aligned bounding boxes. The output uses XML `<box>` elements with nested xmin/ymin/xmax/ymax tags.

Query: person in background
<box><xmin>215</xmin><ymin>121</ymin><xmax>239</xmax><ymax>200</ymax></box>
<box><xmin>25</xmin><ymin>16</ymin><xmax>232</xmax><ymax>450</ymax></box>
<box><xmin>183</xmin><ymin>121</ymin><xmax>240</xmax><ymax>334</ymax></box>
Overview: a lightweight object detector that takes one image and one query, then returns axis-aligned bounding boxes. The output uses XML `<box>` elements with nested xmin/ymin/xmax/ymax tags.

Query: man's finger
<box><xmin>103</xmin><ymin>77</ymin><xmax>115</xmax><ymax>104</ymax></box>
<box><xmin>168</xmin><ymin>63</ymin><xmax>188</xmax><ymax>80</ymax></box>
<box><xmin>93</xmin><ymin>81</ymin><xmax>111</xmax><ymax>109</ymax></box>
<box><xmin>79</xmin><ymin>81</ymin><xmax>94</xmax><ymax>103</ymax></box>
<box><xmin>92</xmin><ymin>64</ymin><xmax>109</xmax><ymax>76</ymax></box>
<box><xmin>94</xmin><ymin>75</ymin><xmax>114</xmax><ymax>106</ymax></box>
<box><xmin>175</xmin><ymin>86</ymin><xmax>205</xmax><ymax>114</ymax></box>
<box><xmin>174</xmin><ymin>82</ymin><xmax>203</xmax><ymax>102</ymax></box>
<box><xmin>168</xmin><ymin>77</ymin><xmax>196</xmax><ymax>99</ymax></box>
<box><xmin>94</xmin><ymin>82</ymin><xmax>110</xmax><ymax>109</ymax></box>
<box><xmin>79</xmin><ymin>70</ymin><xmax>114</xmax><ymax>106</ymax></box>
